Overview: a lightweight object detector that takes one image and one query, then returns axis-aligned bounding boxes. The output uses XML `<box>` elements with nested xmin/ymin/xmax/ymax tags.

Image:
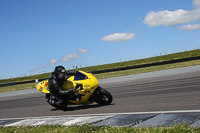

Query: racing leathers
<box><xmin>48</xmin><ymin>70</ymin><xmax>77</xmax><ymax>107</ymax></box>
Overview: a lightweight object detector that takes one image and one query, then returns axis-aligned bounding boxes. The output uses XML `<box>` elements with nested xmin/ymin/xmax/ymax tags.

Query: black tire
<box><xmin>93</xmin><ymin>87</ymin><xmax>113</xmax><ymax>105</ymax></box>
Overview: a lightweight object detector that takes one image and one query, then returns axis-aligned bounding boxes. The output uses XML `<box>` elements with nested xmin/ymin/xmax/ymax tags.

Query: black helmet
<box><xmin>54</xmin><ymin>66</ymin><xmax>66</xmax><ymax>79</ymax></box>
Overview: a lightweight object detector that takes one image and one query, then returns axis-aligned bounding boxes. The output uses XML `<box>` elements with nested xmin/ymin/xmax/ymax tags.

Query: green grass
<box><xmin>0</xmin><ymin>73</ymin><xmax>50</xmax><ymax>84</ymax></box>
<box><xmin>0</xmin><ymin>49</ymin><xmax>200</xmax><ymax>93</ymax></box>
<box><xmin>1</xmin><ymin>49</ymin><xmax>200</xmax><ymax>84</ymax></box>
<box><xmin>1</xmin><ymin>59</ymin><xmax>200</xmax><ymax>93</ymax></box>
<box><xmin>0</xmin><ymin>124</ymin><xmax>200</xmax><ymax>133</ymax></box>
<box><xmin>94</xmin><ymin>59</ymin><xmax>200</xmax><ymax>79</ymax></box>
<box><xmin>0</xmin><ymin>82</ymin><xmax>36</xmax><ymax>93</ymax></box>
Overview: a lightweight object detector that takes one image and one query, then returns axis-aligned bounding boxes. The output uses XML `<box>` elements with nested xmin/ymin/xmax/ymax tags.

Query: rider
<box><xmin>48</xmin><ymin>65</ymin><xmax>77</xmax><ymax>107</ymax></box>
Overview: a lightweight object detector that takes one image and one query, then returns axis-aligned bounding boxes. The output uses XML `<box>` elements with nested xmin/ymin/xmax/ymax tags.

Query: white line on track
<box><xmin>1</xmin><ymin>109</ymin><xmax>200</xmax><ymax>121</ymax></box>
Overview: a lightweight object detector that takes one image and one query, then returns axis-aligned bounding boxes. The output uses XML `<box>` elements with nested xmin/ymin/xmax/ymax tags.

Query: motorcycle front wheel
<box><xmin>93</xmin><ymin>87</ymin><xmax>113</xmax><ymax>105</ymax></box>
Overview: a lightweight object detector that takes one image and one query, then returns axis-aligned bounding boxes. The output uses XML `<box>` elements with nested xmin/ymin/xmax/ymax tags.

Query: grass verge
<box><xmin>94</xmin><ymin>59</ymin><xmax>200</xmax><ymax>79</ymax></box>
<box><xmin>1</xmin><ymin>49</ymin><xmax>200</xmax><ymax>84</ymax></box>
<box><xmin>1</xmin><ymin>49</ymin><xmax>200</xmax><ymax>93</ymax></box>
<box><xmin>0</xmin><ymin>124</ymin><xmax>200</xmax><ymax>133</ymax></box>
<box><xmin>0</xmin><ymin>83</ymin><xmax>36</xmax><ymax>93</ymax></box>
<box><xmin>0</xmin><ymin>59</ymin><xmax>200</xmax><ymax>93</ymax></box>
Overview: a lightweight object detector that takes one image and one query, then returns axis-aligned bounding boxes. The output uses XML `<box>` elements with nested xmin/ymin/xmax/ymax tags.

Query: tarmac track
<box><xmin>0</xmin><ymin>67</ymin><xmax>200</xmax><ymax>119</ymax></box>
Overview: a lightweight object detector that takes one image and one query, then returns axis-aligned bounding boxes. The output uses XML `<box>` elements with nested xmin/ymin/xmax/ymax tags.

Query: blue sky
<box><xmin>1</xmin><ymin>0</ymin><xmax>200</xmax><ymax>79</ymax></box>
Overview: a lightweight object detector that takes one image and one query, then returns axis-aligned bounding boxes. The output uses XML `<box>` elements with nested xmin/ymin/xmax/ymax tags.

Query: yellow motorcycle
<box><xmin>36</xmin><ymin>70</ymin><xmax>113</xmax><ymax>109</ymax></box>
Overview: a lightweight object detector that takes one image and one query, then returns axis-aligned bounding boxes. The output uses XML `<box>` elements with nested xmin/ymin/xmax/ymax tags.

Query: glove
<box><xmin>72</xmin><ymin>86</ymin><xmax>78</xmax><ymax>93</ymax></box>
<box><xmin>72</xmin><ymin>84</ymin><xmax>82</xmax><ymax>93</ymax></box>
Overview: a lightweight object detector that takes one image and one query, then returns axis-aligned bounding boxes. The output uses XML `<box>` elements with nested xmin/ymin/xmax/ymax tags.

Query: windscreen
<box><xmin>74</xmin><ymin>71</ymin><xmax>88</xmax><ymax>81</ymax></box>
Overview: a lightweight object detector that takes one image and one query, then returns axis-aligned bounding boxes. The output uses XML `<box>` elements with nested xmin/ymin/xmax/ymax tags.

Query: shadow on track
<box><xmin>51</xmin><ymin>103</ymin><xmax>115</xmax><ymax>112</ymax></box>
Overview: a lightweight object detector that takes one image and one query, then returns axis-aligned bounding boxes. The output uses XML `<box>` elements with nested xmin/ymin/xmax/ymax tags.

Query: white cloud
<box><xmin>143</xmin><ymin>8</ymin><xmax>200</xmax><ymax>27</ymax></box>
<box><xmin>178</xmin><ymin>24</ymin><xmax>200</xmax><ymax>30</ymax></box>
<box><xmin>101</xmin><ymin>32</ymin><xmax>136</xmax><ymax>42</ymax></box>
<box><xmin>62</xmin><ymin>53</ymin><xmax>78</xmax><ymax>62</ymax></box>
<box><xmin>30</xmin><ymin>48</ymin><xmax>88</xmax><ymax>72</ymax></box>
<box><xmin>78</xmin><ymin>48</ymin><xmax>88</xmax><ymax>54</ymax></box>
<box><xmin>193</xmin><ymin>0</ymin><xmax>200</xmax><ymax>8</ymax></box>
<box><xmin>48</xmin><ymin>59</ymin><xmax>57</xmax><ymax>65</ymax></box>
<box><xmin>29</xmin><ymin>67</ymin><xmax>39</xmax><ymax>72</ymax></box>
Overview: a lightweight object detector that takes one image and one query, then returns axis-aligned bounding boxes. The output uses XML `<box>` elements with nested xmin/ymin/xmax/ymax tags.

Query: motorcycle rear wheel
<box><xmin>93</xmin><ymin>87</ymin><xmax>113</xmax><ymax>105</ymax></box>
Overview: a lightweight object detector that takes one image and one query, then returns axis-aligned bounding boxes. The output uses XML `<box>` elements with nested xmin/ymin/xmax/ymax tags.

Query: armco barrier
<box><xmin>0</xmin><ymin>82</ymin><xmax>17</xmax><ymax>87</ymax></box>
<box><xmin>1</xmin><ymin>55</ymin><xmax>200</xmax><ymax>87</ymax></box>
<box><xmin>0</xmin><ymin>78</ymin><xmax>47</xmax><ymax>87</ymax></box>
<box><xmin>90</xmin><ymin>55</ymin><xmax>200</xmax><ymax>74</ymax></box>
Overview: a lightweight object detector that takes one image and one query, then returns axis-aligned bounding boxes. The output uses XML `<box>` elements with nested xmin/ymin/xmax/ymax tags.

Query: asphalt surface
<box><xmin>0</xmin><ymin>66</ymin><xmax>200</xmax><ymax>119</ymax></box>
